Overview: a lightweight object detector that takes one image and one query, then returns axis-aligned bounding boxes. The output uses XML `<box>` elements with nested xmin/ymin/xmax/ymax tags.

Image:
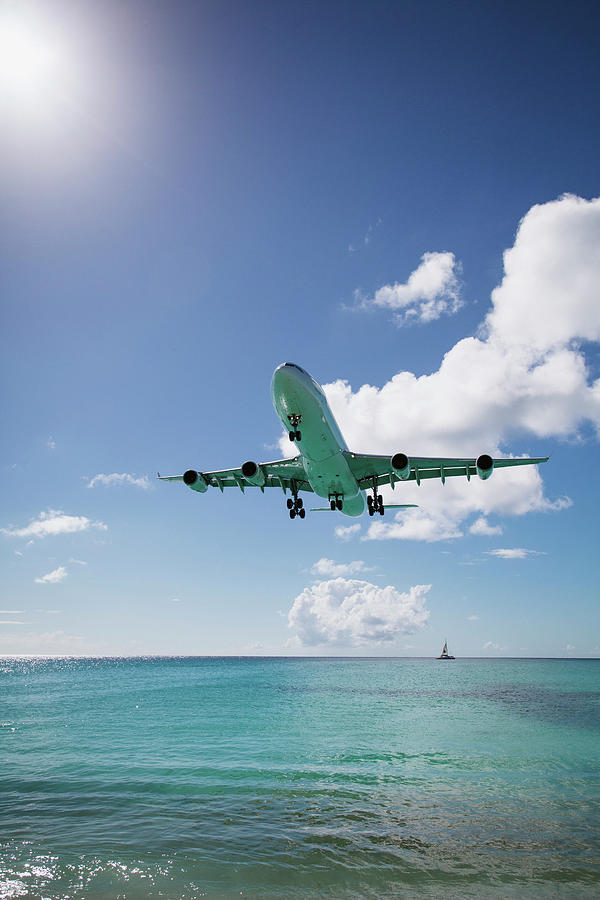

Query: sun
<box><xmin>0</xmin><ymin>5</ymin><xmax>63</xmax><ymax>104</ymax></box>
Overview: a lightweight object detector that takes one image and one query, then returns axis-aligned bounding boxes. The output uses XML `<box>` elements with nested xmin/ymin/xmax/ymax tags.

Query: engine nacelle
<box><xmin>241</xmin><ymin>460</ymin><xmax>266</xmax><ymax>487</ymax></box>
<box><xmin>391</xmin><ymin>452</ymin><xmax>411</xmax><ymax>480</ymax></box>
<box><xmin>183</xmin><ymin>469</ymin><xmax>208</xmax><ymax>492</ymax></box>
<box><xmin>476</xmin><ymin>454</ymin><xmax>494</xmax><ymax>480</ymax></box>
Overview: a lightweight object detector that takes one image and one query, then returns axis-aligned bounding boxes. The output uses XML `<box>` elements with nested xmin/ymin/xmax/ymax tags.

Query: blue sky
<box><xmin>1</xmin><ymin>0</ymin><xmax>599</xmax><ymax>657</ymax></box>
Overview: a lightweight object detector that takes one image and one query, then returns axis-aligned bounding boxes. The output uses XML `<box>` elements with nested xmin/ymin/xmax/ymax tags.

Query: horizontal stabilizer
<box><xmin>309</xmin><ymin>503</ymin><xmax>419</xmax><ymax>512</ymax></box>
<box><xmin>384</xmin><ymin>504</ymin><xmax>419</xmax><ymax>509</ymax></box>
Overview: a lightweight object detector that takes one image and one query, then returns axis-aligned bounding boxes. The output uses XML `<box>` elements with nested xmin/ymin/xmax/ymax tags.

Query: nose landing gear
<box><xmin>328</xmin><ymin>494</ymin><xmax>343</xmax><ymax>511</ymax></box>
<box><xmin>287</xmin><ymin>414</ymin><xmax>302</xmax><ymax>442</ymax></box>
<box><xmin>287</xmin><ymin>494</ymin><xmax>305</xmax><ymax>519</ymax></box>
<box><xmin>367</xmin><ymin>478</ymin><xmax>385</xmax><ymax>516</ymax></box>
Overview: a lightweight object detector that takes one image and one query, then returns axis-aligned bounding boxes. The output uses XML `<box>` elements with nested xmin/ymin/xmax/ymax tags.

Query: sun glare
<box><xmin>0</xmin><ymin>6</ymin><xmax>63</xmax><ymax>104</ymax></box>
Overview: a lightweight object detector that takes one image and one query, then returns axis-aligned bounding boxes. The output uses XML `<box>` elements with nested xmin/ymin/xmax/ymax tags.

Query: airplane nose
<box><xmin>271</xmin><ymin>362</ymin><xmax>300</xmax><ymax>397</ymax></box>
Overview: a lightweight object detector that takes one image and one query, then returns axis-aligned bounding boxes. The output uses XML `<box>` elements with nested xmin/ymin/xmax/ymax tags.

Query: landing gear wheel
<box><xmin>379</xmin><ymin>505</ymin><xmax>384</xmax><ymax>515</ymax></box>
<box><xmin>295</xmin><ymin>430</ymin><xmax>301</xmax><ymax>441</ymax></box>
<box><xmin>336</xmin><ymin>499</ymin><xmax>343</xmax><ymax>511</ymax></box>
<box><xmin>286</xmin><ymin>498</ymin><xmax>294</xmax><ymax>509</ymax></box>
<box><xmin>299</xmin><ymin>508</ymin><xmax>305</xmax><ymax>519</ymax></box>
<box><xmin>296</xmin><ymin>497</ymin><xmax>303</xmax><ymax>509</ymax></box>
<box><xmin>289</xmin><ymin>431</ymin><xmax>295</xmax><ymax>442</ymax></box>
<box><xmin>367</xmin><ymin>495</ymin><xmax>373</xmax><ymax>508</ymax></box>
<box><xmin>289</xmin><ymin>508</ymin><xmax>296</xmax><ymax>519</ymax></box>
<box><xmin>330</xmin><ymin>499</ymin><xmax>336</xmax><ymax>511</ymax></box>
<box><xmin>368</xmin><ymin>506</ymin><xmax>374</xmax><ymax>517</ymax></box>
<box><xmin>378</xmin><ymin>495</ymin><xmax>383</xmax><ymax>506</ymax></box>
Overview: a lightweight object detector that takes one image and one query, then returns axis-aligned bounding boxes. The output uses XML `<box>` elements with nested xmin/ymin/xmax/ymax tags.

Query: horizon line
<box><xmin>0</xmin><ymin>654</ymin><xmax>598</xmax><ymax>661</ymax></box>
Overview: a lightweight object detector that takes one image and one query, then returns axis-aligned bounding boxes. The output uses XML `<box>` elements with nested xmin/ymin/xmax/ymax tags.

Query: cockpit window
<box><xmin>284</xmin><ymin>362</ymin><xmax>307</xmax><ymax>374</ymax></box>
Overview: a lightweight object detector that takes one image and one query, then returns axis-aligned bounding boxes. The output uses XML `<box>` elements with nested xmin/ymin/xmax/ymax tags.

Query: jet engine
<box><xmin>183</xmin><ymin>470</ymin><xmax>208</xmax><ymax>492</ymax></box>
<box><xmin>391</xmin><ymin>452</ymin><xmax>411</xmax><ymax>480</ymax></box>
<box><xmin>476</xmin><ymin>454</ymin><xmax>494</xmax><ymax>480</ymax></box>
<box><xmin>241</xmin><ymin>460</ymin><xmax>266</xmax><ymax>487</ymax></box>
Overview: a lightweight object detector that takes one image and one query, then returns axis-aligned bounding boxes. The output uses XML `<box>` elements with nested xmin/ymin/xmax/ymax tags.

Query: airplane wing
<box><xmin>343</xmin><ymin>451</ymin><xmax>549</xmax><ymax>489</ymax></box>
<box><xmin>157</xmin><ymin>456</ymin><xmax>313</xmax><ymax>494</ymax></box>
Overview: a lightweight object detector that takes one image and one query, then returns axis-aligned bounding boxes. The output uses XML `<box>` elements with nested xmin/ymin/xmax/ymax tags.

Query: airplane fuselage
<box><xmin>271</xmin><ymin>363</ymin><xmax>365</xmax><ymax>516</ymax></box>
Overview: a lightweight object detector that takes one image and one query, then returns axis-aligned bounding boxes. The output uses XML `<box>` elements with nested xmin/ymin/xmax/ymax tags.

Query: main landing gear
<box><xmin>367</xmin><ymin>477</ymin><xmax>385</xmax><ymax>516</ymax></box>
<box><xmin>287</xmin><ymin>414</ymin><xmax>302</xmax><ymax>442</ymax></box>
<box><xmin>287</xmin><ymin>495</ymin><xmax>305</xmax><ymax>519</ymax></box>
<box><xmin>329</xmin><ymin>494</ymin><xmax>343</xmax><ymax>511</ymax></box>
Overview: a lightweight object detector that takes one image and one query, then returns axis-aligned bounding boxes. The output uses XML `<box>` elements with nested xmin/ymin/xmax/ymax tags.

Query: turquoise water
<box><xmin>1</xmin><ymin>657</ymin><xmax>599</xmax><ymax>899</ymax></box>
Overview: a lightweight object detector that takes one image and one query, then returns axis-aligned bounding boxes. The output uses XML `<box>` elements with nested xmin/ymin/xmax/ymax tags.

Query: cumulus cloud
<box><xmin>35</xmin><ymin>566</ymin><xmax>68</xmax><ymax>584</ymax></box>
<box><xmin>311</xmin><ymin>558</ymin><xmax>371</xmax><ymax>577</ymax></box>
<box><xmin>485</xmin><ymin>196</ymin><xmax>600</xmax><ymax>354</ymax></box>
<box><xmin>364</xmin><ymin>508</ymin><xmax>462</xmax><ymax>543</ymax></box>
<box><xmin>1</xmin><ymin>509</ymin><xmax>107</xmax><ymax>539</ymax></box>
<box><xmin>486</xmin><ymin>548</ymin><xmax>545</xmax><ymax>559</ymax></box>
<box><xmin>360</xmin><ymin>251</ymin><xmax>463</xmax><ymax>325</ymax></box>
<box><xmin>87</xmin><ymin>473</ymin><xmax>150</xmax><ymax>489</ymax></box>
<box><xmin>279</xmin><ymin>195</ymin><xmax>598</xmax><ymax>542</ymax></box>
<box><xmin>288</xmin><ymin>577</ymin><xmax>430</xmax><ymax>647</ymax></box>
<box><xmin>334</xmin><ymin>523</ymin><xmax>361</xmax><ymax>542</ymax></box>
<box><xmin>469</xmin><ymin>516</ymin><xmax>503</xmax><ymax>536</ymax></box>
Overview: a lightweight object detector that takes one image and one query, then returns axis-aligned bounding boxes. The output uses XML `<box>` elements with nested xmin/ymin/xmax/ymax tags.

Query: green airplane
<box><xmin>159</xmin><ymin>363</ymin><xmax>548</xmax><ymax>520</ymax></box>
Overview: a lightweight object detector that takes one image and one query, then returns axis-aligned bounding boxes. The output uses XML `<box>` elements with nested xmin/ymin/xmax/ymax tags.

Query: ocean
<box><xmin>1</xmin><ymin>656</ymin><xmax>598</xmax><ymax>899</ymax></box>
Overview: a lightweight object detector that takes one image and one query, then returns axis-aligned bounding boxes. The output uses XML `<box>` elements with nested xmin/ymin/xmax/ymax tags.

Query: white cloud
<box><xmin>293</xmin><ymin>195</ymin><xmax>599</xmax><ymax>541</ymax></box>
<box><xmin>47</xmin><ymin>436</ymin><xmax>56</xmax><ymax>450</ymax></box>
<box><xmin>0</xmin><ymin>630</ymin><xmax>89</xmax><ymax>655</ymax></box>
<box><xmin>288</xmin><ymin>578</ymin><xmax>430</xmax><ymax>647</ymax></box>
<box><xmin>0</xmin><ymin>610</ymin><xmax>25</xmax><ymax>614</ymax></box>
<box><xmin>334</xmin><ymin>523</ymin><xmax>361</xmax><ymax>542</ymax></box>
<box><xmin>467</xmin><ymin>615</ymin><xmax>479</xmax><ymax>621</ymax></box>
<box><xmin>1</xmin><ymin>509</ymin><xmax>107</xmax><ymax>539</ymax></box>
<box><xmin>469</xmin><ymin>516</ymin><xmax>503</xmax><ymax>536</ymax></box>
<box><xmin>364</xmin><ymin>508</ymin><xmax>462</xmax><ymax>543</ymax></box>
<box><xmin>0</xmin><ymin>620</ymin><xmax>29</xmax><ymax>625</ymax></box>
<box><xmin>361</xmin><ymin>251</ymin><xmax>463</xmax><ymax>325</ymax></box>
<box><xmin>87</xmin><ymin>473</ymin><xmax>150</xmax><ymax>490</ymax></box>
<box><xmin>364</xmin><ymin>218</ymin><xmax>382</xmax><ymax>245</ymax></box>
<box><xmin>485</xmin><ymin>196</ymin><xmax>600</xmax><ymax>354</ymax></box>
<box><xmin>35</xmin><ymin>565</ymin><xmax>68</xmax><ymax>584</ymax></box>
<box><xmin>483</xmin><ymin>641</ymin><xmax>501</xmax><ymax>650</ymax></box>
<box><xmin>311</xmin><ymin>558</ymin><xmax>371</xmax><ymax>577</ymax></box>
<box><xmin>68</xmin><ymin>558</ymin><xmax>87</xmax><ymax>566</ymax></box>
<box><xmin>169</xmin><ymin>598</ymin><xmax>182</xmax><ymax>603</ymax></box>
<box><xmin>486</xmin><ymin>548</ymin><xmax>545</xmax><ymax>559</ymax></box>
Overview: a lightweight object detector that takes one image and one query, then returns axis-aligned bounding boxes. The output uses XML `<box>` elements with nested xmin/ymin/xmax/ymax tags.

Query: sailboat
<box><xmin>437</xmin><ymin>640</ymin><xmax>455</xmax><ymax>660</ymax></box>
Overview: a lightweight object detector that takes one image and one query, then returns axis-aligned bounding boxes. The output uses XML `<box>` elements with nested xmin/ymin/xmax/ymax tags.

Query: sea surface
<box><xmin>1</xmin><ymin>656</ymin><xmax>599</xmax><ymax>899</ymax></box>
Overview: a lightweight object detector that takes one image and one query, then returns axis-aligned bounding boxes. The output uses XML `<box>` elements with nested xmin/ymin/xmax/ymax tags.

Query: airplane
<box><xmin>158</xmin><ymin>362</ymin><xmax>549</xmax><ymax>519</ymax></box>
